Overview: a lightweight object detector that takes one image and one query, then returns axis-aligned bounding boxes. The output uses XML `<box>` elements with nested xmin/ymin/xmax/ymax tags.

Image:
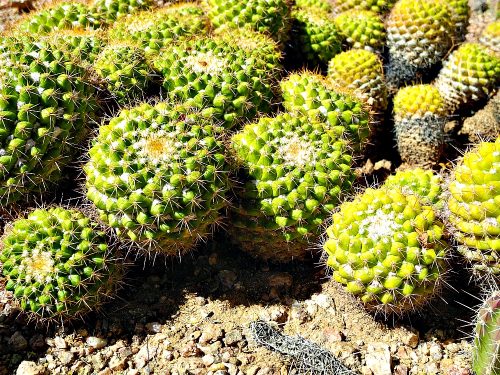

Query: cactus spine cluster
<box><xmin>0</xmin><ymin>207</ymin><xmax>121</xmax><ymax>321</ymax></box>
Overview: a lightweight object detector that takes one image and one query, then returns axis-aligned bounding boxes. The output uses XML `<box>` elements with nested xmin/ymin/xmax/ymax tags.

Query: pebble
<box><xmin>203</xmin><ymin>354</ymin><xmax>216</xmax><ymax>366</ymax></box>
<box><xmin>199</xmin><ymin>324</ymin><xmax>224</xmax><ymax>344</ymax></box>
<box><xmin>146</xmin><ymin>322</ymin><xmax>162</xmax><ymax>334</ymax></box>
<box><xmin>58</xmin><ymin>351</ymin><xmax>74</xmax><ymax>365</ymax></box>
<box><xmin>365</xmin><ymin>343</ymin><xmax>392</xmax><ymax>375</ymax></box>
<box><xmin>9</xmin><ymin>331</ymin><xmax>28</xmax><ymax>351</ymax></box>
<box><xmin>16</xmin><ymin>361</ymin><xmax>45</xmax><ymax>375</ymax></box>
<box><xmin>224</xmin><ymin>330</ymin><xmax>243</xmax><ymax>346</ymax></box>
<box><xmin>54</xmin><ymin>336</ymin><xmax>67</xmax><ymax>349</ymax></box>
<box><xmin>86</xmin><ymin>337</ymin><xmax>108</xmax><ymax>350</ymax></box>
<box><xmin>393</xmin><ymin>364</ymin><xmax>408</xmax><ymax>375</ymax></box>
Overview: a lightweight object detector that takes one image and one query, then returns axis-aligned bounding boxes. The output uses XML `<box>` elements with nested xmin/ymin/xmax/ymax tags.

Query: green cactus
<box><xmin>334</xmin><ymin>10</ymin><xmax>386</xmax><ymax>52</ymax></box>
<box><xmin>84</xmin><ymin>102</ymin><xmax>230</xmax><ymax>256</ymax></box>
<box><xmin>107</xmin><ymin>4</ymin><xmax>209</xmax><ymax>55</ymax></box>
<box><xmin>291</xmin><ymin>6</ymin><xmax>342</xmax><ymax>64</ymax></box>
<box><xmin>229</xmin><ymin>112</ymin><xmax>355</xmax><ymax>262</ymax></box>
<box><xmin>90</xmin><ymin>0</ymin><xmax>152</xmax><ymax>23</ymax></box>
<box><xmin>295</xmin><ymin>0</ymin><xmax>332</xmax><ymax>11</ymax></box>
<box><xmin>435</xmin><ymin>43</ymin><xmax>500</xmax><ymax>113</ymax></box>
<box><xmin>280</xmin><ymin>71</ymin><xmax>370</xmax><ymax>150</ymax></box>
<box><xmin>327</xmin><ymin>49</ymin><xmax>388</xmax><ymax>113</ymax></box>
<box><xmin>331</xmin><ymin>0</ymin><xmax>397</xmax><ymax>14</ymax></box>
<box><xmin>0</xmin><ymin>207</ymin><xmax>121</xmax><ymax>322</ymax></box>
<box><xmin>448</xmin><ymin>0</ymin><xmax>470</xmax><ymax>38</ymax></box>
<box><xmin>473</xmin><ymin>290</ymin><xmax>500</xmax><ymax>375</ymax></box>
<box><xmin>93</xmin><ymin>43</ymin><xmax>155</xmax><ymax>105</ymax></box>
<box><xmin>386</xmin><ymin>0</ymin><xmax>456</xmax><ymax>87</ymax></box>
<box><xmin>383</xmin><ymin>168</ymin><xmax>443</xmax><ymax>206</ymax></box>
<box><xmin>393</xmin><ymin>85</ymin><xmax>447</xmax><ymax>167</ymax></box>
<box><xmin>447</xmin><ymin>138</ymin><xmax>500</xmax><ymax>278</ymax></box>
<box><xmin>480</xmin><ymin>20</ymin><xmax>500</xmax><ymax>55</ymax></box>
<box><xmin>202</xmin><ymin>0</ymin><xmax>292</xmax><ymax>42</ymax></box>
<box><xmin>323</xmin><ymin>186</ymin><xmax>448</xmax><ymax>314</ymax></box>
<box><xmin>0</xmin><ymin>36</ymin><xmax>97</xmax><ymax>205</ymax></box>
<box><xmin>15</xmin><ymin>1</ymin><xmax>102</xmax><ymax>33</ymax></box>
<box><xmin>152</xmin><ymin>35</ymin><xmax>280</xmax><ymax>129</ymax></box>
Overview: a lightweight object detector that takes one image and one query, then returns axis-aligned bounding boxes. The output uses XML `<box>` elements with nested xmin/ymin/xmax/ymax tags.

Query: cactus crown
<box><xmin>334</xmin><ymin>10</ymin><xmax>386</xmax><ymax>52</ymax></box>
<box><xmin>384</xmin><ymin>169</ymin><xmax>443</xmax><ymax>205</ymax></box>
<box><xmin>394</xmin><ymin>85</ymin><xmax>447</xmax><ymax>119</ymax></box>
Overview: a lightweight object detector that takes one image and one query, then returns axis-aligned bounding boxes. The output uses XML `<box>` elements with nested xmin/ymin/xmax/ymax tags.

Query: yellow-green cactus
<box><xmin>331</xmin><ymin>0</ymin><xmax>397</xmax><ymax>14</ymax></box>
<box><xmin>334</xmin><ymin>10</ymin><xmax>386</xmax><ymax>52</ymax></box>
<box><xmin>480</xmin><ymin>20</ymin><xmax>500</xmax><ymax>55</ymax></box>
<box><xmin>384</xmin><ymin>168</ymin><xmax>444</xmax><ymax>206</ymax></box>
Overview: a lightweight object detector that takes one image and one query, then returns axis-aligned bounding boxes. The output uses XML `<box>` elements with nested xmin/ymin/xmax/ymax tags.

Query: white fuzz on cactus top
<box><xmin>185</xmin><ymin>50</ymin><xmax>227</xmax><ymax>74</ymax></box>
<box><xmin>20</xmin><ymin>249</ymin><xmax>56</xmax><ymax>284</ymax></box>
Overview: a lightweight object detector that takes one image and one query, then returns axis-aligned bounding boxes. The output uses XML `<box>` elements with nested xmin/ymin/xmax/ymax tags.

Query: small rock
<box><xmin>16</xmin><ymin>361</ymin><xmax>45</xmax><ymax>375</ymax></box>
<box><xmin>180</xmin><ymin>341</ymin><xmax>201</xmax><ymax>358</ymax></box>
<box><xmin>224</xmin><ymin>330</ymin><xmax>243</xmax><ymax>346</ymax></box>
<box><xmin>404</xmin><ymin>332</ymin><xmax>419</xmax><ymax>348</ymax></box>
<box><xmin>304</xmin><ymin>300</ymin><xmax>318</xmax><ymax>315</ymax></box>
<box><xmin>109</xmin><ymin>356</ymin><xmax>126</xmax><ymax>371</ymax></box>
<box><xmin>209</xmin><ymin>363</ymin><xmax>227</xmax><ymax>372</ymax></box>
<box><xmin>365</xmin><ymin>343</ymin><xmax>392</xmax><ymax>375</ymax></box>
<box><xmin>312</xmin><ymin>293</ymin><xmax>332</xmax><ymax>309</ymax></box>
<box><xmin>374</xmin><ymin>159</ymin><xmax>391</xmax><ymax>171</ymax></box>
<box><xmin>29</xmin><ymin>334</ymin><xmax>46</xmax><ymax>351</ymax></box>
<box><xmin>203</xmin><ymin>354</ymin><xmax>215</xmax><ymax>366</ymax></box>
<box><xmin>199</xmin><ymin>324</ymin><xmax>224</xmax><ymax>344</ymax></box>
<box><xmin>425</xmin><ymin>361</ymin><xmax>439</xmax><ymax>374</ymax></box>
<box><xmin>58</xmin><ymin>351</ymin><xmax>74</xmax><ymax>365</ymax></box>
<box><xmin>361</xmin><ymin>366</ymin><xmax>373</xmax><ymax>375</ymax></box>
<box><xmin>146</xmin><ymin>322</ymin><xmax>162</xmax><ymax>334</ymax></box>
<box><xmin>393</xmin><ymin>365</ymin><xmax>408</xmax><ymax>375</ymax></box>
<box><xmin>54</xmin><ymin>336</ymin><xmax>67</xmax><ymax>349</ymax></box>
<box><xmin>247</xmin><ymin>365</ymin><xmax>260</xmax><ymax>375</ymax></box>
<box><xmin>117</xmin><ymin>347</ymin><xmax>133</xmax><ymax>359</ymax></box>
<box><xmin>9</xmin><ymin>331</ymin><xmax>28</xmax><ymax>351</ymax></box>
<box><xmin>86</xmin><ymin>337</ymin><xmax>108</xmax><ymax>349</ymax></box>
<box><xmin>429</xmin><ymin>343</ymin><xmax>443</xmax><ymax>361</ymax></box>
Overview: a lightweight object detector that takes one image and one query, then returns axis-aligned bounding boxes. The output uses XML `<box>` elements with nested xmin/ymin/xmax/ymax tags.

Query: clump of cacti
<box><xmin>323</xmin><ymin>186</ymin><xmax>448</xmax><ymax>315</ymax></box>
<box><xmin>202</xmin><ymin>0</ymin><xmax>292</xmax><ymax>42</ymax></box>
<box><xmin>479</xmin><ymin>20</ymin><xmax>500</xmax><ymax>55</ymax></box>
<box><xmin>0</xmin><ymin>207</ymin><xmax>121</xmax><ymax>322</ymax></box>
<box><xmin>152</xmin><ymin>35</ymin><xmax>280</xmax><ymax>128</ymax></box>
<box><xmin>384</xmin><ymin>168</ymin><xmax>444</xmax><ymax>206</ymax></box>
<box><xmin>291</xmin><ymin>6</ymin><xmax>342</xmax><ymax>64</ymax></box>
<box><xmin>447</xmin><ymin>138</ymin><xmax>500</xmax><ymax>279</ymax></box>
<box><xmin>327</xmin><ymin>49</ymin><xmax>388</xmax><ymax>113</ymax></box>
<box><xmin>280</xmin><ymin>71</ymin><xmax>370</xmax><ymax>149</ymax></box>
<box><xmin>334</xmin><ymin>10</ymin><xmax>386</xmax><ymax>52</ymax></box>
<box><xmin>393</xmin><ymin>84</ymin><xmax>448</xmax><ymax>167</ymax></box>
<box><xmin>90</xmin><ymin>0</ymin><xmax>152</xmax><ymax>22</ymax></box>
<box><xmin>93</xmin><ymin>43</ymin><xmax>155</xmax><ymax>105</ymax></box>
<box><xmin>229</xmin><ymin>112</ymin><xmax>355</xmax><ymax>262</ymax></box>
<box><xmin>0</xmin><ymin>35</ymin><xmax>97</xmax><ymax>205</ymax></box>
<box><xmin>46</xmin><ymin>28</ymin><xmax>106</xmax><ymax>66</ymax></box>
<box><xmin>331</xmin><ymin>0</ymin><xmax>397</xmax><ymax>14</ymax></box>
<box><xmin>84</xmin><ymin>102</ymin><xmax>230</xmax><ymax>256</ymax></box>
<box><xmin>107</xmin><ymin>4</ymin><xmax>209</xmax><ymax>54</ymax></box>
<box><xmin>473</xmin><ymin>289</ymin><xmax>500</xmax><ymax>375</ymax></box>
<box><xmin>385</xmin><ymin>0</ymin><xmax>456</xmax><ymax>87</ymax></box>
<box><xmin>435</xmin><ymin>43</ymin><xmax>500</xmax><ymax>113</ymax></box>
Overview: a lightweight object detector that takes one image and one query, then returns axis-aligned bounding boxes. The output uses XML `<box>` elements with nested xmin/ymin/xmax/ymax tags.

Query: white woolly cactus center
<box><xmin>20</xmin><ymin>248</ymin><xmax>56</xmax><ymax>283</ymax></box>
<box><xmin>358</xmin><ymin>208</ymin><xmax>402</xmax><ymax>242</ymax></box>
<box><xmin>137</xmin><ymin>129</ymin><xmax>179</xmax><ymax>165</ymax></box>
<box><xmin>185</xmin><ymin>51</ymin><xmax>227</xmax><ymax>74</ymax></box>
<box><xmin>275</xmin><ymin>134</ymin><xmax>315</xmax><ymax>167</ymax></box>
<box><xmin>127</xmin><ymin>18</ymin><xmax>156</xmax><ymax>33</ymax></box>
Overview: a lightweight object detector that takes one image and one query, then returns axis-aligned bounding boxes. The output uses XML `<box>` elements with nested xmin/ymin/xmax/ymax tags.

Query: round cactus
<box><xmin>473</xmin><ymin>289</ymin><xmax>500</xmax><ymax>375</ymax></box>
<box><xmin>331</xmin><ymin>0</ymin><xmax>397</xmax><ymax>14</ymax></box>
<box><xmin>152</xmin><ymin>35</ymin><xmax>280</xmax><ymax>129</ymax></box>
<box><xmin>384</xmin><ymin>168</ymin><xmax>443</xmax><ymax>206</ymax></box>
<box><xmin>480</xmin><ymin>21</ymin><xmax>500</xmax><ymax>55</ymax></box>
<box><xmin>334</xmin><ymin>10</ymin><xmax>386</xmax><ymax>52</ymax></box>
<box><xmin>435</xmin><ymin>43</ymin><xmax>500</xmax><ymax>113</ymax></box>
<box><xmin>295</xmin><ymin>0</ymin><xmax>332</xmax><ymax>11</ymax></box>
<box><xmin>448</xmin><ymin>0</ymin><xmax>469</xmax><ymax>38</ymax></box>
<box><xmin>386</xmin><ymin>0</ymin><xmax>456</xmax><ymax>87</ymax></box>
<box><xmin>0</xmin><ymin>207</ymin><xmax>121</xmax><ymax>322</ymax></box>
<box><xmin>291</xmin><ymin>6</ymin><xmax>342</xmax><ymax>64</ymax></box>
<box><xmin>447</xmin><ymin>138</ymin><xmax>500</xmax><ymax>278</ymax></box>
<box><xmin>90</xmin><ymin>0</ymin><xmax>152</xmax><ymax>22</ymax></box>
<box><xmin>15</xmin><ymin>1</ymin><xmax>102</xmax><ymax>33</ymax></box>
<box><xmin>84</xmin><ymin>102</ymin><xmax>230</xmax><ymax>256</ymax></box>
<box><xmin>393</xmin><ymin>84</ymin><xmax>447</xmax><ymax>167</ymax></box>
<box><xmin>202</xmin><ymin>0</ymin><xmax>292</xmax><ymax>42</ymax></box>
<box><xmin>107</xmin><ymin>4</ymin><xmax>209</xmax><ymax>55</ymax></box>
<box><xmin>0</xmin><ymin>36</ymin><xmax>97</xmax><ymax>205</ymax></box>
<box><xmin>230</xmin><ymin>112</ymin><xmax>355</xmax><ymax>262</ymax></box>
<box><xmin>280</xmin><ymin>71</ymin><xmax>370</xmax><ymax>150</ymax></box>
<box><xmin>323</xmin><ymin>186</ymin><xmax>448</xmax><ymax>314</ymax></box>
<box><xmin>93</xmin><ymin>43</ymin><xmax>155</xmax><ymax>105</ymax></box>
<box><xmin>327</xmin><ymin>49</ymin><xmax>388</xmax><ymax>113</ymax></box>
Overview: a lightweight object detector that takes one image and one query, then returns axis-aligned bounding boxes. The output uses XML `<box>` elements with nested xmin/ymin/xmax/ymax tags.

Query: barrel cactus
<box><xmin>447</xmin><ymin>138</ymin><xmax>500</xmax><ymax>278</ymax></box>
<box><xmin>480</xmin><ymin>21</ymin><xmax>500</xmax><ymax>55</ymax></box>
<box><xmin>84</xmin><ymin>102</ymin><xmax>230</xmax><ymax>256</ymax></box>
<box><xmin>473</xmin><ymin>289</ymin><xmax>500</xmax><ymax>375</ymax></box>
<box><xmin>324</xmin><ymin>186</ymin><xmax>448</xmax><ymax>314</ymax></box>
<box><xmin>90</xmin><ymin>0</ymin><xmax>152</xmax><ymax>22</ymax></box>
<box><xmin>327</xmin><ymin>49</ymin><xmax>388</xmax><ymax>113</ymax></box>
<box><xmin>393</xmin><ymin>84</ymin><xmax>447</xmax><ymax>167</ymax></box>
<box><xmin>0</xmin><ymin>207</ymin><xmax>121</xmax><ymax>322</ymax></box>
<box><xmin>334</xmin><ymin>10</ymin><xmax>386</xmax><ymax>52</ymax></box>
<box><xmin>331</xmin><ymin>0</ymin><xmax>397</xmax><ymax>14</ymax></box>
<box><xmin>0</xmin><ymin>36</ymin><xmax>97</xmax><ymax>205</ymax></box>
<box><xmin>230</xmin><ymin>112</ymin><xmax>355</xmax><ymax>262</ymax></box>
<box><xmin>295</xmin><ymin>0</ymin><xmax>332</xmax><ymax>11</ymax></box>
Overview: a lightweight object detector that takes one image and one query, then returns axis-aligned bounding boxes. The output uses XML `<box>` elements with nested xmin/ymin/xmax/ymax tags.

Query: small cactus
<box><xmin>480</xmin><ymin>20</ymin><xmax>500</xmax><ymax>55</ymax></box>
<box><xmin>0</xmin><ymin>207</ymin><xmax>122</xmax><ymax>322</ymax></box>
<box><xmin>334</xmin><ymin>10</ymin><xmax>386</xmax><ymax>52</ymax></box>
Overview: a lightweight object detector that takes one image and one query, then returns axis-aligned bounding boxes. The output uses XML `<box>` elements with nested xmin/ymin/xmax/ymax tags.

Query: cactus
<box><xmin>473</xmin><ymin>289</ymin><xmax>500</xmax><ymax>375</ymax></box>
<box><xmin>295</xmin><ymin>0</ymin><xmax>332</xmax><ymax>11</ymax></box>
<box><xmin>386</xmin><ymin>0</ymin><xmax>456</xmax><ymax>88</ymax></box>
<box><xmin>480</xmin><ymin>20</ymin><xmax>500</xmax><ymax>55</ymax></box>
<box><xmin>93</xmin><ymin>43</ymin><xmax>155</xmax><ymax>105</ymax></box>
<box><xmin>291</xmin><ymin>6</ymin><xmax>342</xmax><ymax>64</ymax></box>
<box><xmin>15</xmin><ymin>1</ymin><xmax>102</xmax><ymax>33</ymax></box>
<box><xmin>331</xmin><ymin>0</ymin><xmax>397</xmax><ymax>14</ymax></box>
<box><xmin>152</xmin><ymin>35</ymin><xmax>280</xmax><ymax>129</ymax></box>
<box><xmin>107</xmin><ymin>4</ymin><xmax>209</xmax><ymax>55</ymax></box>
<box><xmin>448</xmin><ymin>0</ymin><xmax>470</xmax><ymax>38</ymax></box>
<box><xmin>84</xmin><ymin>102</ymin><xmax>230</xmax><ymax>256</ymax></box>
<box><xmin>435</xmin><ymin>43</ymin><xmax>500</xmax><ymax>113</ymax></box>
<box><xmin>393</xmin><ymin>84</ymin><xmax>447</xmax><ymax>167</ymax></box>
<box><xmin>334</xmin><ymin>10</ymin><xmax>386</xmax><ymax>52</ymax></box>
<box><xmin>202</xmin><ymin>0</ymin><xmax>292</xmax><ymax>42</ymax></box>
<box><xmin>280</xmin><ymin>72</ymin><xmax>370</xmax><ymax>150</ymax></box>
<box><xmin>383</xmin><ymin>168</ymin><xmax>443</xmax><ymax>206</ymax></box>
<box><xmin>447</xmin><ymin>138</ymin><xmax>500</xmax><ymax>278</ymax></box>
<box><xmin>229</xmin><ymin>112</ymin><xmax>355</xmax><ymax>262</ymax></box>
<box><xmin>90</xmin><ymin>0</ymin><xmax>152</xmax><ymax>22</ymax></box>
<box><xmin>327</xmin><ymin>49</ymin><xmax>388</xmax><ymax>113</ymax></box>
<box><xmin>0</xmin><ymin>36</ymin><xmax>97</xmax><ymax>205</ymax></box>
<box><xmin>323</xmin><ymin>186</ymin><xmax>448</xmax><ymax>315</ymax></box>
<box><xmin>0</xmin><ymin>207</ymin><xmax>121</xmax><ymax>322</ymax></box>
